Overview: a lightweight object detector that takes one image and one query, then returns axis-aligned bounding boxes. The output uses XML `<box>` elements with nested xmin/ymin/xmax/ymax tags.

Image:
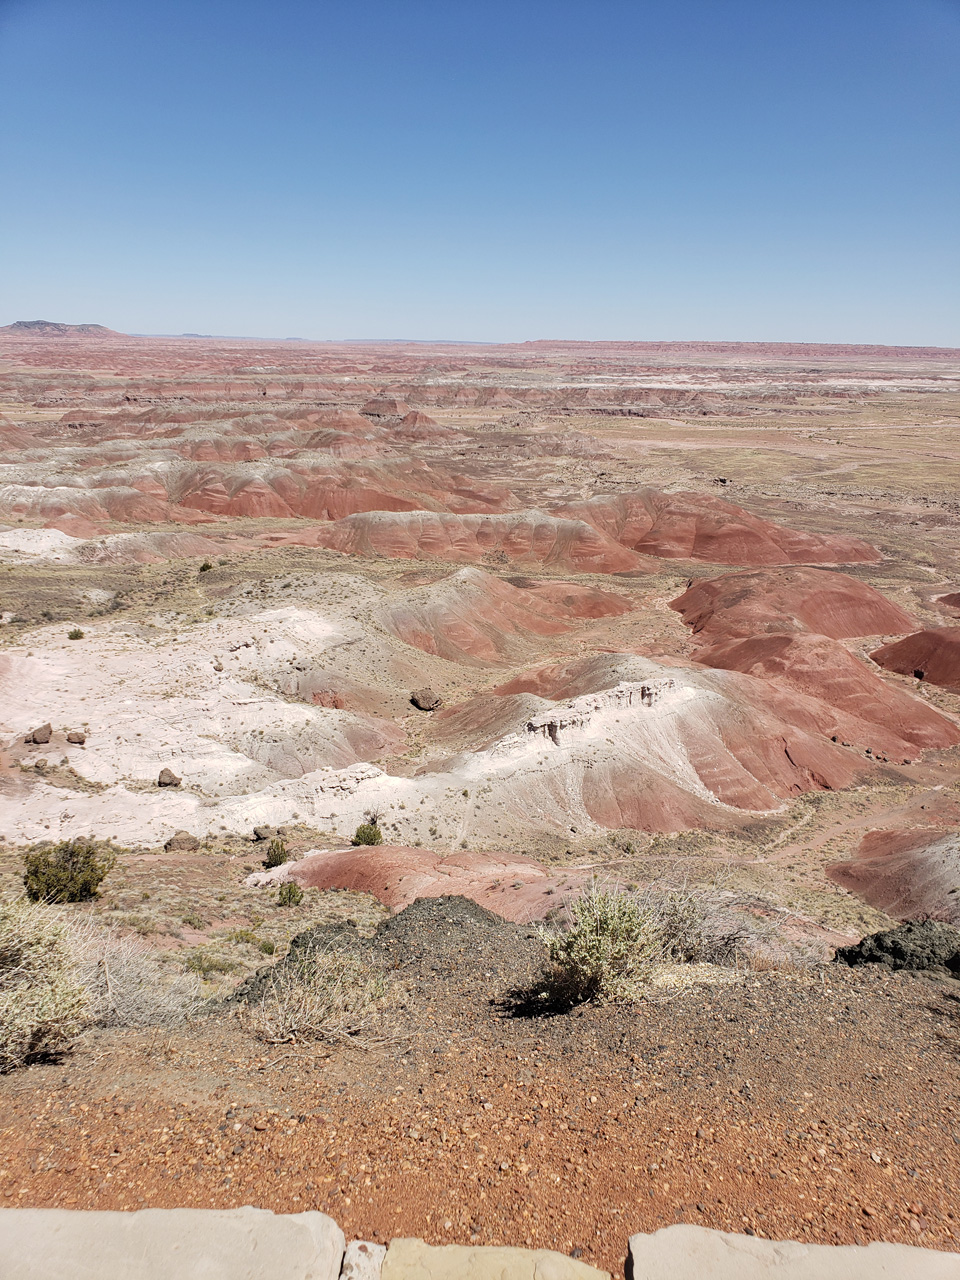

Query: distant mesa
<box><xmin>871</xmin><ymin>627</ymin><xmax>960</xmax><ymax>693</ymax></box>
<box><xmin>361</xmin><ymin>394</ymin><xmax>413</xmax><ymax>418</ymax></box>
<box><xmin>0</xmin><ymin>320</ymin><xmax>117</xmax><ymax>336</ymax></box>
<box><xmin>670</xmin><ymin>567</ymin><xmax>917</xmax><ymax>642</ymax></box>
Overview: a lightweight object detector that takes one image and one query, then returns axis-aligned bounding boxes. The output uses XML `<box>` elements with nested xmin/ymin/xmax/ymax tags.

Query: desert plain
<box><xmin>2</xmin><ymin>323</ymin><xmax>960</xmax><ymax>1271</ymax></box>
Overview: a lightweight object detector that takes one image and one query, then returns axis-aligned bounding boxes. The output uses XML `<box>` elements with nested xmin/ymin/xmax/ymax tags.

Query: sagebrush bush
<box><xmin>23</xmin><ymin>838</ymin><xmax>116</xmax><ymax>903</ymax></box>
<box><xmin>0</xmin><ymin>899</ymin><xmax>88</xmax><ymax>1071</ymax></box>
<box><xmin>242</xmin><ymin>943</ymin><xmax>385</xmax><ymax>1044</ymax></box>
<box><xmin>539</xmin><ymin>881</ymin><xmax>749</xmax><ymax>1006</ymax></box>
<box><xmin>264</xmin><ymin>838</ymin><xmax>288</xmax><ymax>868</ymax></box>
<box><xmin>277</xmin><ymin>882</ymin><xmax>303</xmax><ymax>907</ymax></box>
<box><xmin>351</xmin><ymin>823</ymin><xmax>383</xmax><ymax>846</ymax></box>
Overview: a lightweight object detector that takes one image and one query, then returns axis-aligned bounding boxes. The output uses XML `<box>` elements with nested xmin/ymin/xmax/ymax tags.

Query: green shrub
<box><xmin>241</xmin><ymin>942</ymin><xmax>385</xmax><ymax>1044</ymax></box>
<box><xmin>538</xmin><ymin>882</ymin><xmax>746</xmax><ymax>1006</ymax></box>
<box><xmin>351</xmin><ymin>823</ymin><xmax>383</xmax><ymax>847</ymax></box>
<box><xmin>183</xmin><ymin>949</ymin><xmax>237</xmax><ymax>976</ymax></box>
<box><xmin>277</xmin><ymin>882</ymin><xmax>303</xmax><ymax>907</ymax></box>
<box><xmin>0</xmin><ymin>899</ymin><xmax>88</xmax><ymax>1071</ymax></box>
<box><xmin>23</xmin><ymin>838</ymin><xmax>116</xmax><ymax>904</ymax></box>
<box><xmin>180</xmin><ymin>912</ymin><xmax>206</xmax><ymax>930</ymax></box>
<box><xmin>264</xmin><ymin>838</ymin><xmax>288</xmax><ymax>868</ymax></box>
<box><xmin>67</xmin><ymin>628</ymin><xmax>84</xmax><ymax>640</ymax></box>
<box><xmin>259</xmin><ymin>939</ymin><xmax>276</xmax><ymax>955</ymax></box>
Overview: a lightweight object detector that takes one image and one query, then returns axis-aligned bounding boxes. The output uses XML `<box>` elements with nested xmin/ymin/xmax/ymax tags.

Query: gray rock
<box><xmin>157</xmin><ymin>767</ymin><xmax>181</xmax><ymax>788</ymax></box>
<box><xmin>410</xmin><ymin>688</ymin><xmax>442</xmax><ymax>712</ymax></box>
<box><xmin>26</xmin><ymin>723</ymin><xmax>52</xmax><ymax>745</ymax></box>
<box><xmin>628</xmin><ymin>1225</ymin><xmax>960</xmax><ymax>1278</ymax></box>
<box><xmin>254</xmin><ymin>825</ymin><xmax>279</xmax><ymax>841</ymax></box>
<box><xmin>65</xmin><ymin>731</ymin><xmax>86</xmax><ymax>745</ymax></box>
<box><xmin>381</xmin><ymin>1239</ymin><xmax>609</xmax><ymax>1279</ymax></box>
<box><xmin>343</xmin><ymin>1240</ymin><xmax>386</xmax><ymax>1279</ymax></box>
<box><xmin>0</xmin><ymin>1206</ymin><xmax>345</xmax><ymax>1280</ymax></box>
<box><xmin>835</xmin><ymin>919</ymin><xmax>960</xmax><ymax>976</ymax></box>
<box><xmin>164</xmin><ymin>830</ymin><xmax>200</xmax><ymax>852</ymax></box>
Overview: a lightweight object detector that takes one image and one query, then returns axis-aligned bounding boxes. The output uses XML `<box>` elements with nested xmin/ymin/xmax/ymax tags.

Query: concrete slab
<box><xmin>381</xmin><ymin>1237</ymin><xmax>610</xmax><ymax>1279</ymax></box>
<box><xmin>0</xmin><ymin>1206</ymin><xmax>345</xmax><ymax>1280</ymax></box>
<box><xmin>343</xmin><ymin>1239</ymin><xmax>387</xmax><ymax>1279</ymax></box>
<box><xmin>628</xmin><ymin>1225</ymin><xmax>960</xmax><ymax>1278</ymax></box>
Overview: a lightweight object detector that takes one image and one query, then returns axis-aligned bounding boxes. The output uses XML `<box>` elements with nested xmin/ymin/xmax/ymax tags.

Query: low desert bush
<box><xmin>264</xmin><ymin>838</ymin><xmax>288</xmax><ymax>868</ymax></box>
<box><xmin>537</xmin><ymin>881</ymin><xmax>750</xmax><ymax>1006</ymax></box>
<box><xmin>23</xmin><ymin>838</ymin><xmax>116</xmax><ymax>904</ymax></box>
<box><xmin>277</xmin><ymin>882</ymin><xmax>303</xmax><ymax>907</ymax></box>
<box><xmin>73</xmin><ymin>923</ymin><xmax>200</xmax><ymax>1027</ymax></box>
<box><xmin>351</xmin><ymin>823</ymin><xmax>383</xmax><ymax>846</ymax></box>
<box><xmin>242</xmin><ymin>943</ymin><xmax>385</xmax><ymax>1044</ymax></box>
<box><xmin>0</xmin><ymin>899</ymin><xmax>88</xmax><ymax>1071</ymax></box>
<box><xmin>67</xmin><ymin>628</ymin><xmax>84</xmax><ymax>640</ymax></box>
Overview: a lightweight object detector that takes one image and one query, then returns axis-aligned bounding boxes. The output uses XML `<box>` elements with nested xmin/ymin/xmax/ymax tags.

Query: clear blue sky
<box><xmin>1</xmin><ymin>0</ymin><xmax>958</xmax><ymax>343</ymax></box>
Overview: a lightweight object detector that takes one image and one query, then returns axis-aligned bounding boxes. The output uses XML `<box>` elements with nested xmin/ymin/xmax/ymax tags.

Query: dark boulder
<box><xmin>26</xmin><ymin>723</ymin><xmax>52</xmax><ymax>745</ymax></box>
<box><xmin>835</xmin><ymin>919</ymin><xmax>960</xmax><ymax>976</ymax></box>
<box><xmin>164</xmin><ymin>830</ymin><xmax>200</xmax><ymax>852</ymax></box>
<box><xmin>157</xmin><ymin>767</ymin><xmax>181</xmax><ymax>788</ymax></box>
<box><xmin>410</xmin><ymin>688</ymin><xmax>442</xmax><ymax>712</ymax></box>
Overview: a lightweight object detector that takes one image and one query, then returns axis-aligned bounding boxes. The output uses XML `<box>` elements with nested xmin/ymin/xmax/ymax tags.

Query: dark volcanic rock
<box><xmin>164</xmin><ymin>830</ymin><xmax>200</xmax><ymax>852</ymax></box>
<box><xmin>835</xmin><ymin>919</ymin><xmax>960</xmax><ymax>976</ymax></box>
<box><xmin>410</xmin><ymin>688</ymin><xmax>442</xmax><ymax>711</ymax></box>
<box><xmin>157</xmin><ymin>767</ymin><xmax>181</xmax><ymax>788</ymax></box>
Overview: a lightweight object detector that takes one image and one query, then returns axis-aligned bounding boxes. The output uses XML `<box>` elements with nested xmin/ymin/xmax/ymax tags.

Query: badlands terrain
<box><xmin>2</xmin><ymin>324</ymin><xmax>960</xmax><ymax>1269</ymax></box>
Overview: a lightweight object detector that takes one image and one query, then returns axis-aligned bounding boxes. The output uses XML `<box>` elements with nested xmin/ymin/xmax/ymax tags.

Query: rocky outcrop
<box><xmin>163</xmin><ymin>830</ymin><xmax>200</xmax><ymax>852</ymax></box>
<box><xmin>834</xmin><ymin>919</ymin><xmax>960</xmax><ymax>975</ymax></box>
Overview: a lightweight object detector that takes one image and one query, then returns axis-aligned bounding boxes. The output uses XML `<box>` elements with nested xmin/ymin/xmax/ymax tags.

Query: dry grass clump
<box><xmin>72</xmin><ymin>923</ymin><xmax>200</xmax><ymax>1027</ymax></box>
<box><xmin>0</xmin><ymin>898</ymin><xmax>88</xmax><ymax>1071</ymax></box>
<box><xmin>242</xmin><ymin>943</ymin><xmax>386</xmax><ymax>1044</ymax></box>
<box><xmin>538</xmin><ymin>880</ymin><xmax>752</xmax><ymax>1006</ymax></box>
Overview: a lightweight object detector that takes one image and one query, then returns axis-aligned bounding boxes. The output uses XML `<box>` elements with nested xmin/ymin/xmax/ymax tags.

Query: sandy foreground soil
<box><xmin>2</xmin><ymin>331</ymin><xmax>960</xmax><ymax>1273</ymax></box>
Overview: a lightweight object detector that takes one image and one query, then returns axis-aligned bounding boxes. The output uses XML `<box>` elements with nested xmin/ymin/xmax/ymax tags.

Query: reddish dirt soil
<box><xmin>669</xmin><ymin>568</ymin><xmax>918</xmax><ymax>643</ymax></box>
<box><xmin>2</xmin><ymin>899</ymin><xmax>960</xmax><ymax>1277</ymax></box>
<box><xmin>827</xmin><ymin>828</ymin><xmax>960</xmax><ymax>924</ymax></box>
<box><xmin>872</xmin><ymin>629</ymin><xmax>960</xmax><ymax>694</ymax></box>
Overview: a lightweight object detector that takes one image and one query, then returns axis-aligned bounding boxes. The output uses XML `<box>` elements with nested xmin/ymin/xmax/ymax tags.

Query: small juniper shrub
<box><xmin>67</xmin><ymin>628</ymin><xmax>84</xmax><ymax>640</ymax></box>
<box><xmin>264</xmin><ymin>838</ymin><xmax>288</xmax><ymax>868</ymax></box>
<box><xmin>277</xmin><ymin>882</ymin><xmax>303</xmax><ymax>907</ymax></box>
<box><xmin>351</xmin><ymin>823</ymin><xmax>383</xmax><ymax>847</ymax></box>
<box><xmin>23</xmin><ymin>838</ymin><xmax>116</xmax><ymax>904</ymax></box>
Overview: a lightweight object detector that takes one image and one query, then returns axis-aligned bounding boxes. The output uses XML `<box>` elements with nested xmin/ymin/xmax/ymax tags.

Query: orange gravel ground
<box><xmin>3</xmin><ymin>900</ymin><xmax>960</xmax><ymax>1275</ymax></box>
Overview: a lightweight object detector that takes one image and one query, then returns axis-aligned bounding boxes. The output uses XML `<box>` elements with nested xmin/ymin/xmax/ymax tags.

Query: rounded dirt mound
<box><xmin>827</xmin><ymin>828</ymin><xmax>960</xmax><ymax>923</ymax></box>
<box><xmin>871</xmin><ymin>628</ymin><xmax>960</xmax><ymax>692</ymax></box>
<box><xmin>554</xmin><ymin>490</ymin><xmax>880</xmax><ymax>565</ymax></box>
<box><xmin>670</xmin><ymin>567</ymin><xmax>917</xmax><ymax>642</ymax></box>
<box><xmin>313</xmin><ymin>509</ymin><xmax>646</xmax><ymax>573</ymax></box>
<box><xmin>692</xmin><ymin>631</ymin><xmax>960</xmax><ymax>755</ymax></box>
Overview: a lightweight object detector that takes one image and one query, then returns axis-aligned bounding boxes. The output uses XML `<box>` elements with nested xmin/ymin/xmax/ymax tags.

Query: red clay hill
<box><xmin>871</xmin><ymin>628</ymin><xmax>960</xmax><ymax>693</ymax></box>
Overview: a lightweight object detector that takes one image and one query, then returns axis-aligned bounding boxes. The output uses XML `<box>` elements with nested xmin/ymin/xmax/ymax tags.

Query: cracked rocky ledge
<box><xmin>0</xmin><ymin>1208</ymin><xmax>958</xmax><ymax>1278</ymax></box>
